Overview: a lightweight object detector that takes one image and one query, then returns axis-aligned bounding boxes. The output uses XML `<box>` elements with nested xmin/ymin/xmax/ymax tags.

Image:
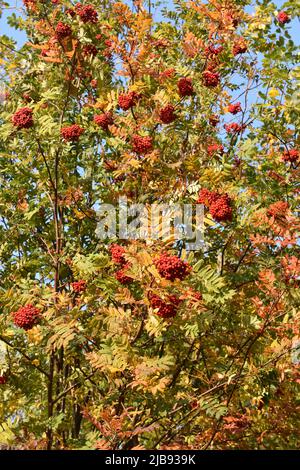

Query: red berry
<box><xmin>93</xmin><ymin>113</ymin><xmax>113</xmax><ymax>131</ymax></box>
<box><xmin>90</xmin><ymin>79</ymin><xmax>98</xmax><ymax>87</ymax></box>
<box><xmin>12</xmin><ymin>107</ymin><xmax>33</xmax><ymax>129</ymax></box>
<box><xmin>277</xmin><ymin>11</ymin><xmax>290</xmax><ymax>25</ymax></box>
<box><xmin>72</xmin><ymin>280</ymin><xmax>87</xmax><ymax>293</ymax></box>
<box><xmin>82</xmin><ymin>44</ymin><xmax>98</xmax><ymax>56</ymax></box>
<box><xmin>209</xmin><ymin>114</ymin><xmax>220</xmax><ymax>127</ymax></box>
<box><xmin>177</xmin><ymin>77</ymin><xmax>194</xmax><ymax>97</ymax></box>
<box><xmin>209</xmin><ymin>194</ymin><xmax>233</xmax><ymax>222</ymax></box>
<box><xmin>0</xmin><ymin>376</ymin><xmax>7</xmax><ymax>385</ymax></box>
<box><xmin>75</xmin><ymin>3</ymin><xmax>98</xmax><ymax>23</ymax></box>
<box><xmin>282</xmin><ymin>149</ymin><xmax>299</xmax><ymax>163</ymax></box>
<box><xmin>202</xmin><ymin>70</ymin><xmax>220</xmax><ymax>88</ymax></box>
<box><xmin>207</xmin><ymin>143</ymin><xmax>224</xmax><ymax>156</ymax></box>
<box><xmin>155</xmin><ymin>253</ymin><xmax>192</xmax><ymax>281</ymax></box>
<box><xmin>149</xmin><ymin>294</ymin><xmax>181</xmax><ymax>319</ymax></box>
<box><xmin>131</xmin><ymin>135</ymin><xmax>153</xmax><ymax>154</ymax></box>
<box><xmin>197</xmin><ymin>188</ymin><xmax>219</xmax><ymax>206</ymax></box>
<box><xmin>109</xmin><ymin>244</ymin><xmax>126</xmax><ymax>265</ymax></box>
<box><xmin>118</xmin><ymin>91</ymin><xmax>140</xmax><ymax>110</ymax></box>
<box><xmin>159</xmin><ymin>104</ymin><xmax>177</xmax><ymax>124</ymax></box>
<box><xmin>12</xmin><ymin>304</ymin><xmax>41</xmax><ymax>330</ymax></box>
<box><xmin>55</xmin><ymin>22</ymin><xmax>72</xmax><ymax>40</ymax></box>
<box><xmin>61</xmin><ymin>124</ymin><xmax>84</xmax><ymax>142</ymax></box>
<box><xmin>228</xmin><ymin>102</ymin><xmax>242</xmax><ymax>114</ymax></box>
<box><xmin>65</xmin><ymin>8</ymin><xmax>75</xmax><ymax>17</ymax></box>
<box><xmin>224</xmin><ymin>122</ymin><xmax>243</xmax><ymax>134</ymax></box>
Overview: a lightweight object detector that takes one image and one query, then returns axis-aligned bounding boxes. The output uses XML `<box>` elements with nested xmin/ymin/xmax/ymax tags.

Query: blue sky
<box><xmin>0</xmin><ymin>1</ymin><xmax>299</xmax><ymax>48</ymax></box>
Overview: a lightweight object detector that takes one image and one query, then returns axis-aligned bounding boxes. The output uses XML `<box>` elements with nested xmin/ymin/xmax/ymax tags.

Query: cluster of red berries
<box><xmin>282</xmin><ymin>149</ymin><xmax>299</xmax><ymax>163</ymax></box>
<box><xmin>228</xmin><ymin>102</ymin><xmax>242</xmax><ymax>114</ymax></box>
<box><xmin>93</xmin><ymin>113</ymin><xmax>113</xmax><ymax>131</ymax></box>
<box><xmin>207</xmin><ymin>143</ymin><xmax>224</xmax><ymax>156</ymax></box>
<box><xmin>202</xmin><ymin>70</ymin><xmax>220</xmax><ymax>88</ymax></box>
<box><xmin>109</xmin><ymin>244</ymin><xmax>133</xmax><ymax>285</ymax></box>
<box><xmin>177</xmin><ymin>77</ymin><xmax>194</xmax><ymax>97</ymax></box>
<box><xmin>155</xmin><ymin>253</ymin><xmax>192</xmax><ymax>281</ymax></box>
<box><xmin>209</xmin><ymin>114</ymin><xmax>220</xmax><ymax>127</ymax></box>
<box><xmin>61</xmin><ymin>124</ymin><xmax>84</xmax><ymax>141</ymax></box>
<box><xmin>55</xmin><ymin>22</ymin><xmax>72</xmax><ymax>40</ymax></box>
<box><xmin>267</xmin><ymin>201</ymin><xmax>289</xmax><ymax>219</ymax></box>
<box><xmin>114</xmin><ymin>263</ymin><xmax>133</xmax><ymax>285</ymax></box>
<box><xmin>0</xmin><ymin>376</ymin><xmax>7</xmax><ymax>385</ymax></box>
<box><xmin>82</xmin><ymin>44</ymin><xmax>98</xmax><ymax>57</ymax></box>
<box><xmin>224</xmin><ymin>122</ymin><xmax>243</xmax><ymax>134</ymax></box>
<box><xmin>72</xmin><ymin>280</ymin><xmax>87</xmax><ymax>293</ymax></box>
<box><xmin>209</xmin><ymin>194</ymin><xmax>233</xmax><ymax>222</ymax></box>
<box><xmin>159</xmin><ymin>104</ymin><xmax>177</xmax><ymax>124</ymax></box>
<box><xmin>277</xmin><ymin>11</ymin><xmax>290</xmax><ymax>25</ymax></box>
<box><xmin>90</xmin><ymin>79</ymin><xmax>98</xmax><ymax>88</ymax></box>
<box><xmin>118</xmin><ymin>91</ymin><xmax>140</xmax><ymax>110</ymax></box>
<box><xmin>232</xmin><ymin>39</ymin><xmax>248</xmax><ymax>56</ymax></box>
<box><xmin>23</xmin><ymin>0</ymin><xmax>36</xmax><ymax>10</ymax></box>
<box><xmin>149</xmin><ymin>294</ymin><xmax>181</xmax><ymax>319</ymax></box>
<box><xmin>109</xmin><ymin>244</ymin><xmax>126</xmax><ymax>264</ymax></box>
<box><xmin>197</xmin><ymin>189</ymin><xmax>233</xmax><ymax>222</ymax></box>
<box><xmin>75</xmin><ymin>3</ymin><xmax>98</xmax><ymax>23</ymax></box>
<box><xmin>132</xmin><ymin>135</ymin><xmax>153</xmax><ymax>154</ymax></box>
<box><xmin>66</xmin><ymin>8</ymin><xmax>76</xmax><ymax>17</ymax></box>
<box><xmin>12</xmin><ymin>304</ymin><xmax>41</xmax><ymax>330</ymax></box>
<box><xmin>12</xmin><ymin>107</ymin><xmax>33</xmax><ymax>129</ymax></box>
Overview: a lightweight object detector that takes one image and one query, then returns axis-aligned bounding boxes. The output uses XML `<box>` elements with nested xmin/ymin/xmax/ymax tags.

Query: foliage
<box><xmin>0</xmin><ymin>0</ymin><xmax>299</xmax><ymax>450</ymax></box>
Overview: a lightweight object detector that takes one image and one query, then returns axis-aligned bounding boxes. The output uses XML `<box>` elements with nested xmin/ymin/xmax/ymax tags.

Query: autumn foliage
<box><xmin>0</xmin><ymin>0</ymin><xmax>299</xmax><ymax>451</ymax></box>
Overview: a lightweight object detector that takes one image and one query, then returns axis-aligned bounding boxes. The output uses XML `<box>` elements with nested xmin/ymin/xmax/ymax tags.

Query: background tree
<box><xmin>0</xmin><ymin>0</ymin><xmax>299</xmax><ymax>450</ymax></box>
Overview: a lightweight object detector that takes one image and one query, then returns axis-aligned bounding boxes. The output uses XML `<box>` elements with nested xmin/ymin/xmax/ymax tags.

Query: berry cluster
<box><xmin>82</xmin><ymin>44</ymin><xmax>98</xmax><ymax>56</ymax></box>
<box><xmin>149</xmin><ymin>294</ymin><xmax>181</xmax><ymax>319</ymax></box>
<box><xmin>75</xmin><ymin>3</ymin><xmax>98</xmax><ymax>23</ymax></box>
<box><xmin>109</xmin><ymin>244</ymin><xmax>127</xmax><ymax>265</ymax></box>
<box><xmin>282</xmin><ymin>149</ymin><xmax>299</xmax><ymax>163</ymax></box>
<box><xmin>12</xmin><ymin>304</ymin><xmax>41</xmax><ymax>330</ymax></box>
<box><xmin>155</xmin><ymin>253</ymin><xmax>192</xmax><ymax>281</ymax></box>
<box><xmin>177</xmin><ymin>77</ymin><xmax>194</xmax><ymax>97</ymax></box>
<box><xmin>209</xmin><ymin>194</ymin><xmax>233</xmax><ymax>222</ymax></box>
<box><xmin>72</xmin><ymin>280</ymin><xmax>87</xmax><ymax>293</ymax></box>
<box><xmin>209</xmin><ymin>114</ymin><xmax>220</xmax><ymax>127</ymax></box>
<box><xmin>224</xmin><ymin>122</ymin><xmax>243</xmax><ymax>134</ymax></box>
<box><xmin>228</xmin><ymin>102</ymin><xmax>242</xmax><ymax>114</ymax></box>
<box><xmin>93</xmin><ymin>113</ymin><xmax>113</xmax><ymax>131</ymax></box>
<box><xmin>159</xmin><ymin>104</ymin><xmax>177</xmax><ymax>124</ymax></box>
<box><xmin>202</xmin><ymin>70</ymin><xmax>220</xmax><ymax>88</ymax></box>
<box><xmin>232</xmin><ymin>38</ymin><xmax>248</xmax><ymax>56</ymax></box>
<box><xmin>61</xmin><ymin>124</ymin><xmax>84</xmax><ymax>141</ymax></box>
<box><xmin>0</xmin><ymin>376</ymin><xmax>7</xmax><ymax>385</ymax></box>
<box><xmin>132</xmin><ymin>135</ymin><xmax>153</xmax><ymax>154</ymax></box>
<box><xmin>114</xmin><ymin>263</ymin><xmax>133</xmax><ymax>285</ymax></box>
<box><xmin>277</xmin><ymin>11</ymin><xmax>290</xmax><ymax>25</ymax></box>
<box><xmin>12</xmin><ymin>107</ymin><xmax>33</xmax><ymax>129</ymax></box>
<box><xmin>207</xmin><ymin>143</ymin><xmax>224</xmax><ymax>156</ymax></box>
<box><xmin>198</xmin><ymin>189</ymin><xmax>233</xmax><ymax>222</ymax></box>
<box><xmin>55</xmin><ymin>22</ymin><xmax>72</xmax><ymax>40</ymax></box>
<box><xmin>267</xmin><ymin>201</ymin><xmax>289</xmax><ymax>219</ymax></box>
<box><xmin>197</xmin><ymin>188</ymin><xmax>219</xmax><ymax>206</ymax></box>
<box><xmin>118</xmin><ymin>91</ymin><xmax>140</xmax><ymax>110</ymax></box>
